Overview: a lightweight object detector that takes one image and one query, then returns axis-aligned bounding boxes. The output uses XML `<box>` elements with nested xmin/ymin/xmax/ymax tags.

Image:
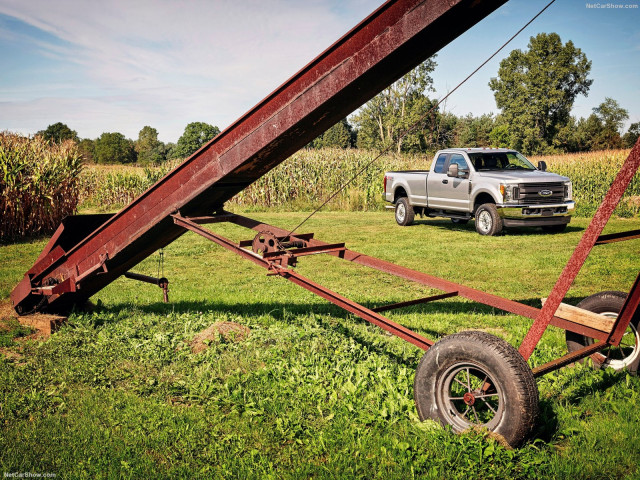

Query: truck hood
<box><xmin>474</xmin><ymin>170</ymin><xmax>570</xmax><ymax>183</ymax></box>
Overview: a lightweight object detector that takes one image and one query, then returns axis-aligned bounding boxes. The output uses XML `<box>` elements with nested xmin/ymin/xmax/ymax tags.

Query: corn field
<box><xmin>537</xmin><ymin>149</ymin><xmax>640</xmax><ymax>217</ymax></box>
<box><xmin>0</xmin><ymin>132</ymin><xmax>82</xmax><ymax>242</ymax></box>
<box><xmin>76</xmin><ymin>148</ymin><xmax>639</xmax><ymax>218</ymax></box>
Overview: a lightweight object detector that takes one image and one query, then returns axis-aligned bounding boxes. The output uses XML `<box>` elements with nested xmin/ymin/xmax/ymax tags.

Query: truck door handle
<box><xmin>442</xmin><ymin>179</ymin><xmax>448</xmax><ymax>184</ymax></box>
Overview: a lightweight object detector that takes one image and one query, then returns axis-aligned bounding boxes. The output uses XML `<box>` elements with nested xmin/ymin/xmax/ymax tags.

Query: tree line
<box><xmin>37</xmin><ymin>121</ymin><xmax>221</xmax><ymax>165</ymax></box>
<box><xmin>38</xmin><ymin>32</ymin><xmax>638</xmax><ymax>164</ymax></box>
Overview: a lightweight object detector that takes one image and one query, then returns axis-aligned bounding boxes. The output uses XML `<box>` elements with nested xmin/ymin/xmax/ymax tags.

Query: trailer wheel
<box><xmin>474</xmin><ymin>203</ymin><xmax>502</xmax><ymax>236</ymax></box>
<box><xmin>395</xmin><ymin>197</ymin><xmax>414</xmax><ymax>226</ymax></box>
<box><xmin>566</xmin><ymin>291</ymin><xmax>640</xmax><ymax>373</ymax></box>
<box><xmin>414</xmin><ymin>331</ymin><xmax>538</xmax><ymax>447</ymax></box>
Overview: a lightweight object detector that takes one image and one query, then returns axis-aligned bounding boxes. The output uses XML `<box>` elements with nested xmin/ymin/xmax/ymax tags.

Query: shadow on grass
<box><xmin>534</xmin><ymin>366</ymin><xmax>628</xmax><ymax>442</ymax></box>
<box><xmin>406</xmin><ymin>218</ymin><xmax>584</xmax><ymax>236</ymax></box>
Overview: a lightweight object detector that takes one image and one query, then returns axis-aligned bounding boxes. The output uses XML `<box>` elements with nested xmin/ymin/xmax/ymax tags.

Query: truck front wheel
<box><xmin>395</xmin><ymin>197</ymin><xmax>415</xmax><ymax>226</ymax></box>
<box><xmin>475</xmin><ymin>203</ymin><xmax>503</xmax><ymax>236</ymax></box>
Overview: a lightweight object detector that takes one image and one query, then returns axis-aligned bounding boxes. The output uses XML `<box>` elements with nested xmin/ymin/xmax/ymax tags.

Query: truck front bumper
<box><xmin>497</xmin><ymin>201</ymin><xmax>575</xmax><ymax>227</ymax></box>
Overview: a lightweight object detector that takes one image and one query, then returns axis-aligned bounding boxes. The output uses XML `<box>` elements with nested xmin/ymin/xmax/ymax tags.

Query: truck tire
<box><xmin>395</xmin><ymin>197</ymin><xmax>414</xmax><ymax>226</ymax></box>
<box><xmin>414</xmin><ymin>331</ymin><xmax>538</xmax><ymax>447</ymax></box>
<box><xmin>566</xmin><ymin>291</ymin><xmax>640</xmax><ymax>373</ymax></box>
<box><xmin>474</xmin><ymin>203</ymin><xmax>502</xmax><ymax>236</ymax></box>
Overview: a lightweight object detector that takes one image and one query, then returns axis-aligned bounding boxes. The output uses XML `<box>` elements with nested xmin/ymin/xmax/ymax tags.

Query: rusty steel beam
<box><xmin>12</xmin><ymin>0</ymin><xmax>508</xmax><ymax>315</ymax></box>
<box><xmin>372</xmin><ymin>292</ymin><xmax>459</xmax><ymax>313</ymax></box>
<box><xmin>519</xmin><ymin>140</ymin><xmax>640</xmax><ymax>360</ymax></box>
<box><xmin>531</xmin><ymin>342</ymin><xmax>608</xmax><ymax>378</ymax></box>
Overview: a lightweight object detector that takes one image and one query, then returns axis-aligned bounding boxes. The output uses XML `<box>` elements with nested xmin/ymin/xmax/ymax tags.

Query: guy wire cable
<box><xmin>287</xmin><ymin>0</ymin><xmax>557</xmax><ymax>237</ymax></box>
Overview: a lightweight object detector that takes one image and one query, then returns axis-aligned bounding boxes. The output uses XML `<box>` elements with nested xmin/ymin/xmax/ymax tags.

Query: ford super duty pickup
<box><xmin>383</xmin><ymin>148</ymin><xmax>574</xmax><ymax>236</ymax></box>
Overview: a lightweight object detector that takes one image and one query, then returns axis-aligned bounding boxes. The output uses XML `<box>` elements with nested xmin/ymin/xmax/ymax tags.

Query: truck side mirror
<box><xmin>538</xmin><ymin>161</ymin><xmax>547</xmax><ymax>172</ymax></box>
<box><xmin>447</xmin><ymin>164</ymin><xmax>459</xmax><ymax>178</ymax></box>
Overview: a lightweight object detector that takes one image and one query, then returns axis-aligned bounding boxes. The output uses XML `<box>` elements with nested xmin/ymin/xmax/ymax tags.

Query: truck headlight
<box><xmin>564</xmin><ymin>181</ymin><xmax>572</xmax><ymax>201</ymax></box>
<box><xmin>500</xmin><ymin>184</ymin><xmax>518</xmax><ymax>203</ymax></box>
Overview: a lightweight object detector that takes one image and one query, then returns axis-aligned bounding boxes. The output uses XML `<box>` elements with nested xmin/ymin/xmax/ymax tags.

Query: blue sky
<box><xmin>0</xmin><ymin>0</ymin><xmax>638</xmax><ymax>143</ymax></box>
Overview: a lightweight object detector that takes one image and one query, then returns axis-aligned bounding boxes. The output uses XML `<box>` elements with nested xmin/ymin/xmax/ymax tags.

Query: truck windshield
<box><xmin>469</xmin><ymin>152</ymin><xmax>536</xmax><ymax>171</ymax></box>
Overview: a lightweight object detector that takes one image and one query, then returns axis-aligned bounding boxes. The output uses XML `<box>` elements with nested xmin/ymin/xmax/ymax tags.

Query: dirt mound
<box><xmin>190</xmin><ymin>322</ymin><xmax>251</xmax><ymax>353</ymax></box>
<box><xmin>0</xmin><ymin>300</ymin><xmax>66</xmax><ymax>336</ymax></box>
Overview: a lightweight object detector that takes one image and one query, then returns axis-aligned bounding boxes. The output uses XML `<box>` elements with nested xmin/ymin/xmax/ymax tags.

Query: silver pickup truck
<box><xmin>383</xmin><ymin>148</ymin><xmax>574</xmax><ymax>235</ymax></box>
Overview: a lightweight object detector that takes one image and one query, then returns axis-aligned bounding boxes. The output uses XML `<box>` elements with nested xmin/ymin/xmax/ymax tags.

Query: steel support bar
<box><xmin>372</xmin><ymin>292</ymin><xmax>459</xmax><ymax>312</ymax></box>
<box><xmin>271</xmin><ymin>266</ymin><xmax>434</xmax><ymax>350</ymax></box>
<box><xmin>532</xmin><ymin>342</ymin><xmax>608</xmax><ymax>378</ymax></box>
<box><xmin>124</xmin><ymin>272</ymin><xmax>170</xmax><ymax>303</ymax></box>
<box><xmin>519</xmin><ymin>140</ymin><xmax>640</xmax><ymax>360</ymax></box>
<box><xmin>608</xmin><ymin>271</ymin><xmax>640</xmax><ymax>345</ymax></box>
<box><xmin>595</xmin><ymin>229</ymin><xmax>640</xmax><ymax>245</ymax></box>
<box><xmin>172</xmin><ymin>214</ymin><xmax>434</xmax><ymax>350</ymax></box>
<box><xmin>226</xmin><ymin>213</ymin><xmax>610</xmax><ymax>341</ymax></box>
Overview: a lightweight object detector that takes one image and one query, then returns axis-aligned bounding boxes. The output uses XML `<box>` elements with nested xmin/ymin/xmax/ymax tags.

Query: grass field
<box><xmin>1</xmin><ymin>211</ymin><xmax>640</xmax><ymax>479</ymax></box>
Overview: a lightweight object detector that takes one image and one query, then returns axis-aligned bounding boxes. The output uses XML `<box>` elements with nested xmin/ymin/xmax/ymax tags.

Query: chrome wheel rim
<box><xmin>396</xmin><ymin>203</ymin><xmax>406</xmax><ymax>223</ymax></box>
<box><xmin>477</xmin><ymin>210</ymin><xmax>492</xmax><ymax>233</ymax></box>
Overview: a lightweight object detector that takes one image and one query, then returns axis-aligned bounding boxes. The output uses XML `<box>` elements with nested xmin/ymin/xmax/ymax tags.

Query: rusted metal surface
<box><xmin>519</xmin><ymin>140</ymin><xmax>640</xmax><ymax>360</ymax></box>
<box><xmin>532</xmin><ymin>342</ymin><xmax>608</xmax><ymax>378</ymax></box>
<box><xmin>123</xmin><ymin>272</ymin><xmax>169</xmax><ymax>303</ymax></box>
<box><xmin>12</xmin><ymin>0</ymin><xmax>507</xmax><ymax>315</ymax></box>
<box><xmin>608</xmin><ymin>272</ymin><xmax>640</xmax><ymax>345</ymax></box>
<box><xmin>372</xmin><ymin>292</ymin><xmax>459</xmax><ymax>313</ymax></box>
<box><xmin>595</xmin><ymin>229</ymin><xmax>640</xmax><ymax>245</ymax></box>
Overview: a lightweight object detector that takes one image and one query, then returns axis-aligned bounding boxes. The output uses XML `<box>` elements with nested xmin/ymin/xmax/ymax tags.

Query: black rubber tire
<box><xmin>451</xmin><ymin>218</ymin><xmax>469</xmax><ymax>225</ymax></box>
<box><xmin>566</xmin><ymin>291</ymin><xmax>640</xmax><ymax>373</ymax></box>
<box><xmin>414</xmin><ymin>331</ymin><xmax>538</xmax><ymax>447</ymax></box>
<box><xmin>395</xmin><ymin>197</ymin><xmax>415</xmax><ymax>226</ymax></box>
<box><xmin>542</xmin><ymin>224</ymin><xmax>567</xmax><ymax>234</ymax></box>
<box><xmin>474</xmin><ymin>203</ymin><xmax>503</xmax><ymax>236</ymax></box>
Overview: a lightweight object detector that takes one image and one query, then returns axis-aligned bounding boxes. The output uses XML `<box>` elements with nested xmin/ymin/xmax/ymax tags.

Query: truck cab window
<box><xmin>433</xmin><ymin>154</ymin><xmax>447</xmax><ymax>173</ymax></box>
<box><xmin>449</xmin><ymin>154</ymin><xmax>469</xmax><ymax>174</ymax></box>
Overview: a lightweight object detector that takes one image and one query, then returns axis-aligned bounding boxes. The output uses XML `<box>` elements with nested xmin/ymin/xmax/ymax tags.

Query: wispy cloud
<box><xmin>0</xmin><ymin>0</ymin><xmax>379</xmax><ymax>141</ymax></box>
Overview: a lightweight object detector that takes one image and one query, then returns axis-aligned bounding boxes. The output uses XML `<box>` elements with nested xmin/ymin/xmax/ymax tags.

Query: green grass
<box><xmin>1</xmin><ymin>212</ymin><xmax>640</xmax><ymax>479</ymax></box>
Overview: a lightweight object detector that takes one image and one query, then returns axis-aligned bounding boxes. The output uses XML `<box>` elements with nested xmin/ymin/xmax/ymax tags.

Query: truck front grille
<box><xmin>517</xmin><ymin>182</ymin><xmax>565</xmax><ymax>204</ymax></box>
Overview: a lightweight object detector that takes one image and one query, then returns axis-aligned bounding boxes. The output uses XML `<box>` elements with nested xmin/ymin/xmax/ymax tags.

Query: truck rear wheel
<box><xmin>474</xmin><ymin>203</ymin><xmax>502</xmax><ymax>236</ymax></box>
<box><xmin>414</xmin><ymin>331</ymin><xmax>538</xmax><ymax>447</ymax></box>
<box><xmin>395</xmin><ymin>197</ymin><xmax>414</xmax><ymax>226</ymax></box>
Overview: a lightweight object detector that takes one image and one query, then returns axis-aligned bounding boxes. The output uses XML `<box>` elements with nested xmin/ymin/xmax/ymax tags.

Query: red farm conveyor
<box><xmin>11</xmin><ymin>0</ymin><xmax>507</xmax><ymax>315</ymax></box>
<box><xmin>12</xmin><ymin>0</ymin><xmax>640</xmax><ymax>447</ymax></box>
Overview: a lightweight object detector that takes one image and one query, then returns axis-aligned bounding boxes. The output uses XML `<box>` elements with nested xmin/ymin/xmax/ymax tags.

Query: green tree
<box><xmin>309</xmin><ymin>119</ymin><xmax>355</xmax><ymax>149</ymax></box>
<box><xmin>135</xmin><ymin>126</ymin><xmax>166</xmax><ymax>165</ymax></box>
<box><xmin>453</xmin><ymin>114</ymin><xmax>495</xmax><ymax>147</ymax></box>
<box><xmin>172</xmin><ymin>122</ymin><xmax>220</xmax><ymax>159</ymax></box>
<box><xmin>94</xmin><ymin>132</ymin><xmax>137</xmax><ymax>164</ymax></box>
<box><xmin>37</xmin><ymin>122</ymin><xmax>79</xmax><ymax>144</ymax></box>
<box><xmin>592</xmin><ymin>97</ymin><xmax>628</xmax><ymax>149</ymax></box>
<box><xmin>623</xmin><ymin>122</ymin><xmax>640</xmax><ymax>148</ymax></box>
<box><xmin>489</xmin><ymin>33</ymin><xmax>592</xmax><ymax>155</ymax></box>
<box><xmin>352</xmin><ymin>57</ymin><xmax>437</xmax><ymax>153</ymax></box>
<box><xmin>78</xmin><ymin>138</ymin><xmax>95</xmax><ymax>163</ymax></box>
